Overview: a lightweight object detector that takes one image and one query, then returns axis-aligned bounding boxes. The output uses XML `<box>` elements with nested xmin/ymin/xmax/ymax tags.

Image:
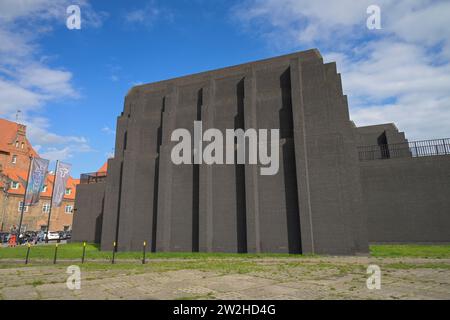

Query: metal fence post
<box><xmin>142</xmin><ymin>241</ymin><xmax>147</xmax><ymax>264</ymax></box>
<box><xmin>25</xmin><ymin>243</ymin><xmax>31</xmax><ymax>264</ymax></box>
<box><xmin>112</xmin><ymin>241</ymin><xmax>116</xmax><ymax>264</ymax></box>
<box><xmin>53</xmin><ymin>243</ymin><xmax>58</xmax><ymax>264</ymax></box>
<box><xmin>81</xmin><ymin>242</ymin><xmax>86</xmax><ymax>264</ymax></box>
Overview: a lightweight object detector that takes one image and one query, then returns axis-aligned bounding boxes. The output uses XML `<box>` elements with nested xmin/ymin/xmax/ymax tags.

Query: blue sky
<box><xmin>1</xmin><ymin>0</ymin><xmax>449</xmax><ymax>177</ymax></box>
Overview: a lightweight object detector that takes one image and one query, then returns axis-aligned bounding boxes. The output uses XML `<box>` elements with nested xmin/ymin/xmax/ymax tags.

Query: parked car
<box><xmin>0</xmin><ymin>232</ymin><xmax>9</xmax><ymax>244</ymax></box>
<box><xmin>36</xmin><ymin>231</ymin><xmax>46</xmax><ymax>243</ymax></box>
<box><xmin>17</xmin><ymin>231</ymin><xmax>35</xmax><ymax>245</ymax></box>
<box><xmin>46</xmin><ymin>231</ymin><xmax>60</xmax><ymax>241</ymax></box>
<box><xmin>59</xmin><ymin>231</ymin><xmax>72</xmax><ymax>240</ymax></box>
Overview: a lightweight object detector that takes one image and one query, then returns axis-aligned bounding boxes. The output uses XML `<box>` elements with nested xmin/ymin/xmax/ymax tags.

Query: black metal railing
<box><xmin>358</xmin><ymin>138</ymin><xmax>450</xmax><ymax>161</ymax></box>
<box><xmin>80</xmin><ymin>171</ymin><xmax>107</xmax><ymax>184</ymax></box>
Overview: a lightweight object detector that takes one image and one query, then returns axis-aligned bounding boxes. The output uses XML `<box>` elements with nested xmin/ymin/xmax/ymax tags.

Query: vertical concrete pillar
<box><xmin>244</xmin><ymin>69</ymin><xmax>261</xmax><ymax>253</ymax></box>
<box><xmin>290</xmin><ymin>58</ymin><xmax>314</xmax><ymax>254</ymax></box>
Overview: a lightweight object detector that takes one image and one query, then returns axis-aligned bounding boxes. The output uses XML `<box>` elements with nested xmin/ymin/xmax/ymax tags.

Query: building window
<box><xmin>65</xmin><ymin>188</ymin><xmax>72</xmax><ymax>195</ymax></box>
<box><xmin>15</xmin><ymin>141</ymin><xmax>19</xmax><ymax>148</ymax></box>
<box><xmin>63</xmin><ymin>225</ymin><xmax>70</xmax><ymax>231</ymax></box>
<box><xmin>65</xmin><ymin>205</ymin><xmax>73</xmax><ymax>214</ymax></box>
<box><xmin>42</xmin><ymin>185</ymin><xmax>47</xmax><ymax>193</ymax></box>
<box><xmin>11</xmin><ymin>181</ymin><xmax>19</xmax><ymax>189</ymax></box>
<box><xmin>40</xmin><ymin>225</ymin><xmax>48</xmax><ymax>232</ymax></box>
<box><xmin>18</xmin><ymin>201</ymin><xmax>29</xmax><ymax>212</ymax></box>
<box><xmin>42</xmin><ymin>203</ymin><xmax>50</xmax><ymax>213</ymax></box>
<box><xmin>21</xmin><ymin>142</ymin><xmax>25</xmax><ymax>149</ymax></box>
<box><xmin>12</xmin><ymin>155</ymin><xmax>17</xmax><ymax>164</ymax></box>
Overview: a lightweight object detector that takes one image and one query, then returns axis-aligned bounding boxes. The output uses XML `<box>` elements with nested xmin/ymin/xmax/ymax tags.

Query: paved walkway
<box><xmin>0</xmin><ymin>257</ymin><xmax>449</xmax><ymax>300</ymax></box>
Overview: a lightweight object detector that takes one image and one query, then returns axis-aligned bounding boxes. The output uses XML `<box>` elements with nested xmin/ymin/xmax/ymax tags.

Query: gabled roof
<box><xmin>0</xmin><ymin>118</ymin><xmax>19</xmax><ymax>153</ymax></box>
<box><xmin>0</xmin><ymin>118</ymin><xmax>38</xmax><ymax>157</ymax></box>
<box><xmin>98</xmin><ymin>161</ymin><xmax>108</xmax><ymax>173</ymax></box>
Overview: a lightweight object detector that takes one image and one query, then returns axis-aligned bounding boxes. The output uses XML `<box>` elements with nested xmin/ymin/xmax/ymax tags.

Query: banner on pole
<box><xmin>25</xmin><ymin>158</ymin><xmax>50</xmax><ymax>206</ymax></box>
<box><xmin>52</xmin><ymin>162</ymin><xmax>72</xmax><ymax>207</ymax></box>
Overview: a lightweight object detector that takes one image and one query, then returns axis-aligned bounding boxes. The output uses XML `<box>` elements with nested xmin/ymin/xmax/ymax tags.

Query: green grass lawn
<box><xmin>0</xmin><ymin>242</ymin><xmax>449</xmax><ymax>262</ymax></box>
<box><xmin>0</xmin><ymin>242</ymin><xmax>308</xmax><ymax>261</ymax></box>
<box><xmin>370</xmin><ymin>244</ymin><xmax>450</xmax><ymax>259</ymax></box>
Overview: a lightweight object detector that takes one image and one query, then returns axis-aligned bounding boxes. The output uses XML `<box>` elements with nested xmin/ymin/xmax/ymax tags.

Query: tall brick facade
<box><xmin>72</xmin><ymin>49</ymin><xmax>450</xmax><ymax>254</ymax></box>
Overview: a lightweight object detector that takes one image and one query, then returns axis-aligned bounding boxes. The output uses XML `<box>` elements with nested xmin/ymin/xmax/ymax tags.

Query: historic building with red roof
<box><xmin>0</xmin><ymin>118</ymin><xmax>79</xmax><ymax>232</ymax></box>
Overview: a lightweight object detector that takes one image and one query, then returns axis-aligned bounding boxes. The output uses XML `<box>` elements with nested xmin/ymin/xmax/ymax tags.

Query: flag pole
<box><xmin>17</xmin><ymin>156</ymin><xmax>33</xmax><ymax>245</ymax></box>
<box><xmin>45</xmin><ymin>160</ymin><xmax>59</xmax><ymax>243</ymax></box>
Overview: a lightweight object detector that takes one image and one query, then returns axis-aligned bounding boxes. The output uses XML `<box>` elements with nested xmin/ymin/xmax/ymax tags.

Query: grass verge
<box><xmin>370</xmin><ymin>244</ymin><xmax>450</xmax><ymax>259</ymax></box>
<box><xmin>0</xmin><ymin>242</ymin><xmax>311</xmax><ymax>261</ymax></box>
<box><xmin>1</xmin><ymin>243</ymin><xmax>449</xmax><ymax>262</ymax></box>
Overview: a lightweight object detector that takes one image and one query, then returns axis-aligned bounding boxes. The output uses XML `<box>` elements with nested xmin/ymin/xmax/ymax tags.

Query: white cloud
<box><xmin>39</xmin><ymin>147</ymin><xmax>72</xmax><ymax>161</ymax></box>
<box><xmin>18</xmin><ymin>65</ymin><xmax>77</xmax><ymax>98</ymax></box>
<box><xmin>18</xmin><ymin>116</ymin><xmax>94</xmax><ymax>161</ymax></box>
<box><xmin>0</xmin><ymin>79</ymin><xmax>42</xmax><ymax>114</ymax></box>
<box><xmin>38</xmin><ymin>144</ymin><xmax>94</xmax><ymax>162</ymax></box>
<box><xmin>0</xmin><ymin>0</ymin><xmax>103</xmax><ymax>161</ymax></box>
<box><xmin>0</xmin><ymin>0</ymin><xmax>107</xmax><ymax>28</ymax></box>
<box><xmin>124</xmin><ymin>1</ymin><xmax>172</xmax><ymax>28</ymax></box>
<box><xmin>101</xmin><ymin>126</ymin><xmax>115</xmax><ymax>135</ymax></box>
<box><xmin>232</xmin><ymin>0</ymin><xmax>450</xmax><ymax>140</ymax></box>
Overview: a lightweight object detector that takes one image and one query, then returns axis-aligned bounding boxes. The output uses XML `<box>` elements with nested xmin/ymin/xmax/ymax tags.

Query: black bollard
<box><xmin>112</xmin><ymin>242</ymin><xmax>116</xmax><ymax>264</ymax></box>
<box><xmin>53</xmin><ymin>243</ymin><xmax>58</xmax><ymax>264</ymax></box>
<box><xmin>142</xmin><ymin>241</ymin><xmax>147</xmax><ymax>264</ymax></box>
<box><xmin>25</xmin><ymin>243</ymin><xmax>31</xmax><ymax>265</ymax></box>
<box><xmin>81</xmin><ymin>242</ymin><xmax>86</xmax><ymax>264</ymax></box>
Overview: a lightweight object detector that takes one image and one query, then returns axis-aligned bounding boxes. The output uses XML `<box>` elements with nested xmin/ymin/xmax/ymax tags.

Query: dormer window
<box><xmin>11</xmin><ymin>181</ymin><xmax>19</xmax><ymax>189</ymax></box>
<box><xmin>65</xmin><ymin>188</ymin><xmax>72</xmax><ymax>195</ymax></box>
<box><xmin>12</xmin><ymin>155</ymin><xmax>17</xmax><ymax>164</ymax></box>
<box><xmin>42</xmin><ymin>185</ymin><xmax>48</xmax><ymax>193</ymax></box>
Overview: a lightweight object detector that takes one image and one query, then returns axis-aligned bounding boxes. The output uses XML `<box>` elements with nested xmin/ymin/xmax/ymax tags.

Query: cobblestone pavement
<box><xmin>0</xmin><ymin>257</ymin><xmax>449</xmax><ymax>300</ymax></box>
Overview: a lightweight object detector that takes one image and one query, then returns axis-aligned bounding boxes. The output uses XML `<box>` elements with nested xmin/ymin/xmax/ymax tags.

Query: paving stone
<box><xmin>0</xmin><ymin>257</ymin><xmax>448</xmax><ymax>300</ymax></box>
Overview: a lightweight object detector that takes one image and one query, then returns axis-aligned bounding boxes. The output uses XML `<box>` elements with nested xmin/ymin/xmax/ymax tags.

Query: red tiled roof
<box><xmin>0</xmin><ymin>118</ymin><xmax>38</xmax><ymax>157</ymax></box>
<box><xmin>98</xmin><ymin>161</ymin><xmax>108</xmax><ymax>173</ymax></box>
<box><xmin>0</xmin><ymin>118</ymin><xmax>17</xmax><ymax>153</ymax></box>
<box><xmin>1</xmin><ymin>166</ymin><xmax>79</xmax><ymax>200</ymax></box>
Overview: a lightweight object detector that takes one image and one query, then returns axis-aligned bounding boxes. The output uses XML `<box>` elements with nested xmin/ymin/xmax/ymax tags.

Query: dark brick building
<box><xmin>72</xmin><ymin>50</ymin><xmax>450</xmax><ymax>255</ymax></box>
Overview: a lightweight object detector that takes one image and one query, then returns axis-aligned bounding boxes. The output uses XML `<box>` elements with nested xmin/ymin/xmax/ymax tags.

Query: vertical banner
<box><xmin>24</xmin><ymin>158</ymin><xmax>50</xmax><ymax>206</ymax></box>
<box><xmin>52</xmin><ymin>162</ymin><xmax>72</xmax><ymax>207</ymax></box>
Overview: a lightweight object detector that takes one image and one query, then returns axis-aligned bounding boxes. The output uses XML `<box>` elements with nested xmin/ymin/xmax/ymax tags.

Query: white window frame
<box><xmin>65</xmin><ymin>188</ymin><xmax>72</xmax><ymax>195</ymax></box>
<box><xmin>18</xmin><ymin>201</ymin><xmax>29</xmax><ymax>212</ymax></box>
<box><xmin>12</xmin><ymin>155</ymin><xmax>17</xmax><ymax>164</ymax></box>
<box><xmin>11</xmin><ymin>181</ymin><xmax>19</xmax><ymax>189</ymax></box>
<box><xmin>65</xmin><ymin>205</ymin><xmax>73</xmax><ymax>214</ymax></box>
<box><xmin>42</xmin><ymin>185</ymin><xmax>47</xmax><ymax>193</ymax></box>
<box><xmin>42</xmin><ymin>203</ymin><xmax>50</xmax><ymax>213</ymax></box>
